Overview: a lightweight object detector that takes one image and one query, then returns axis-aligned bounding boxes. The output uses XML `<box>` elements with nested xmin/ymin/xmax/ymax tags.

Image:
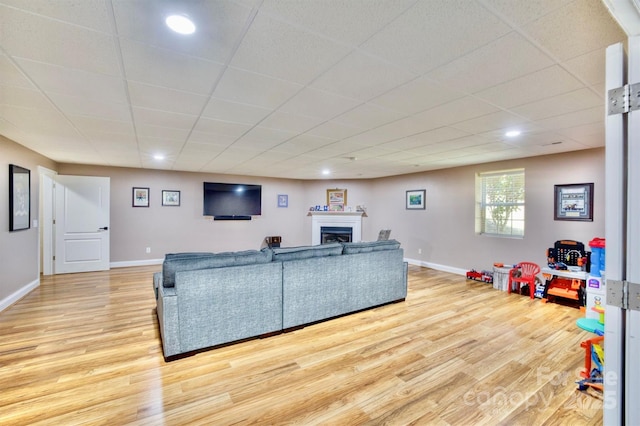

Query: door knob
<box><xmin>99</xmin><ymin>226</ymin><xmax>109</xmax><ymax>231</ymax></box>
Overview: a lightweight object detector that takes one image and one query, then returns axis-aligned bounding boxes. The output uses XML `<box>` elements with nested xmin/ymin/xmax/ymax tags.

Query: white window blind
<box><xmin>475</xmin><ymin>169</ymin><xmax>525</xmax><ymax>237</ymax></box>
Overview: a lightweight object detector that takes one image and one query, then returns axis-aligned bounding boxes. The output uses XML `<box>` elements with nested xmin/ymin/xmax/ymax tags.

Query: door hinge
<box><xmin>608</xmin><ymin>83</ymin><xmax>640</xmax><ymax>115</ymax></box>
<box><xmin>607</xmin><ymin>279</ymin><xmax>640</xmax><ymax>311</ymax></box>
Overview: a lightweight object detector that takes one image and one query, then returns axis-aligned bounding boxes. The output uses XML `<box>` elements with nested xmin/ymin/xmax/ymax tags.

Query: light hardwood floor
<box><xmin>0</xmin><ymin>265</ymin><xmax>603</xmax><ymax>425</ymax></box>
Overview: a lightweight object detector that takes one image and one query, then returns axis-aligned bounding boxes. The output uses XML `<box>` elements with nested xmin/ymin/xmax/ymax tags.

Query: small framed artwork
<box><xmin>162</xmin><ymin>190</ymin><xmax>180</xmax><ymax>206</ymax></box>
<box><xmin>327</xmin><ymin>189</ymin><xmax>347</xmax><ymax>211</ymax></box>
<box><xmin>554</xmin><ymin>183</ymin><xmax>593</xmax><ymax>221</ymax></box>
<box><xmin>132</xmin><ymin>187</ymin><xmax>150</xmax><ymax>207</ymax></box>
<box><xmin>406</xmin><ymin>189</ymin><xmax>425</xmax><ymax>210</ymax></box>
<box><xmin>9</xmin><ymin>164</ymin><xmax>31</xmax><ymax>231</ymax></box>
<box><xmin>278</xmin><ymin>194</ymin><xmax>288</xmax><ymax>208</ymax></box>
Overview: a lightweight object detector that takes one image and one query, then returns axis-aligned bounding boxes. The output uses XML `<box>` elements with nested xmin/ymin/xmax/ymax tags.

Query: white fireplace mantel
<box><xmin>308</xmin><ymin>211</ymin><xmax>365</xmax><ymax>245</ymax></box>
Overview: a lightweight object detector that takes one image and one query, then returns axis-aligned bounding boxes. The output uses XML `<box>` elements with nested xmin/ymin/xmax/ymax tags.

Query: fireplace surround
<box><xmin>309</xmin><ymin>211</ymin><xmax>364</xmax><ymax>245</ymax></box>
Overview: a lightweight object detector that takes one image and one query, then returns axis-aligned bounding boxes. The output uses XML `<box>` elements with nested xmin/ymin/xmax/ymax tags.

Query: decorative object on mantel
<box><xmin>406</xmin><ymin>189</ymin><xmax>426</xmax><ymax>210</ymax></box>
<box><xmin>554</xmin><ymin>183</ymin><xmax>593</xmax><ymax>221</ymax></box>
<box><xmin>326</xmin><ymin>188</ymin><xmax>347</xmax><ymax>212</ymax></box>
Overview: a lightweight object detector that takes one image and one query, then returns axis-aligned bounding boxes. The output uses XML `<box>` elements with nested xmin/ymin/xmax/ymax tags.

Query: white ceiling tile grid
<box><xmin>0</xmin><ymin>0</ymin><xmax>631</xmax><ymax>179</ymax></box>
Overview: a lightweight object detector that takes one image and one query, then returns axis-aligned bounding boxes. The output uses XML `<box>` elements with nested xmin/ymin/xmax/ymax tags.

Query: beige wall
<box><xmin>0</xmin><ymin>136</ymin><xmax>57</xmax><ymax>308</ymax></box>
<box><xmin>61</xmin><ymin>148</ymin><xmax>604</xmax><ymax>271</ymax></box>
<box><xmin>1</xmin><ymin>136</ymin><xmax>605</xmax><ymax>310</ymax></box>
<box><xmin>368</xmin><ymin>148</ymin><xmax>605</xmax><ymax>272</ymax></box>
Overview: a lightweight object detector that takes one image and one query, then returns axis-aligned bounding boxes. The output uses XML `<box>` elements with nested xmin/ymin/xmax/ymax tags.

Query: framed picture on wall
<box><xmin>554</xmin><ymin>183</ymin><xmax>593</xmax><ymax>221</ymax></box>
<box><xmin>326</xmin><ymin>188</ymin><xmax>347</xmax><ymax>211</ymax></box>
<box><xmin>162</xmin><ymin>190</ymin><xmax>180</xmax><ymax>206</ymax></box>
<box><xmin>278</xmin><ymin>194</ymin><xmax>288</xmax><ymax>208</ymax></box>
<box><xmin>132</xmin><ymin>187</ymin><xmax>150</xmax><ymax>207</ymax></box>
<box><xmin>406</xmin><ymin>189</ymin><xmax>425</xmax><ymax>210</ymax></box>
<box><xmin>9</xmin><ymin>164</ymin><xmax>30</xmax><ymax>231</ymax></box>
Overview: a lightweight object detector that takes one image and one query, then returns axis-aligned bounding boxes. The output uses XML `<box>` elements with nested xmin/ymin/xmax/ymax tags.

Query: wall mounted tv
<box><xmin>203</xmin><ymin>182</ymin><xmax>262</xmax><ymax>220</ymax></box>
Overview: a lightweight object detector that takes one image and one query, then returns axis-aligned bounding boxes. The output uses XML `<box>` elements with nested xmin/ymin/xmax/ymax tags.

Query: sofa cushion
<box><xmin>341</xmin><ymin>239</ymin><xmax>401</xmax><ymax>254</ymax></box>
<box><xmin>162</xmin><ymin>248</ymin><xmax>272</xmax><ymax>287</ymax></box>
<box><xmin>272</xmin><ymin>243</ymin><xmax>343</xmax><ymax>261</ymax></box>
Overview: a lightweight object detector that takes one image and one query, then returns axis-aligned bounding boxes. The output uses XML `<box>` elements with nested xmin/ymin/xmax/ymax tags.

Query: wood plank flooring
<box><xmin>0</xmin><ymin>265</ymin><xmax>603</xmax><ymax>425</ymax></box>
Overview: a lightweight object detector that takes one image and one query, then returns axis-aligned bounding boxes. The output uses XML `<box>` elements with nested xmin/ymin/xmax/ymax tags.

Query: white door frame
<box><xmin>38</xmin><ymin>166</ymin><xmax>57</xmax><ymax>276</ymax></box>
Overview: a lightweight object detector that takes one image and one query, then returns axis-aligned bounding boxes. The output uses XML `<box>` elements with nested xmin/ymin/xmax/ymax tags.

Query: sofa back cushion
<box><xmin>162</xmin><ymin>248</ymin><xmax>272</xmax><ymax>287</ymax></box>
<box><xmin>341</xmin><ymin>239</ymin><xmax>401</xmax><ymax>254</ymax></box>
<box><xmin>272</xmin><ymin>243</ymin><xmax>343</xmax><ymax>262</ymax></box>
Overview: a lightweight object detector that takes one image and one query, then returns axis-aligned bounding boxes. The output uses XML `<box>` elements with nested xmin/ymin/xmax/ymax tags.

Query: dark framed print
<box><xmin>162</xmin><ymin>190</ymin><xmax>180</xmax><ymax>206</ymax></box>
<box><xmin>278</xmin><ymin>194</ymin><xmax>288</xmax><ymax>208</ymax></box>
<box><xmin>554</xmin><ymin>183</ymin><xmax>593</xmax><ymax>221</ymax></box>
<box><xmin>9</xmin><ymin>164</ymin><xmax>30</xmax><ymax>231</ymax></box>
<box><xmin>133</xmin><ymin>187</ymin><xmax>150</xmax><ymax>207</ymax></box>
<box><xmin>406</xmin><ymin>189</ymin><xmax>425</xmax><ymax>210</ymax></box>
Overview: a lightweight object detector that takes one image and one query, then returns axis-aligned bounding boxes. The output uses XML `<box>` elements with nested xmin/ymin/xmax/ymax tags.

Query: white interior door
<box><xmin>54</xmin><ymin>175</ymin><xmax>110</xmax><ymax>274</ymax></box>
<box><xmin>605</xmin><ymin>38</ymin><xmax>640</xmax><ymax>425</ymax></box>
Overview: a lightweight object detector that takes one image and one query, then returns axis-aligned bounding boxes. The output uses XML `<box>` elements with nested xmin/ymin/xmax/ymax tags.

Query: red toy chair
<box><xmin>508</xmin><ymin>262</ymin><xmax>541</xmax><ymax>299</ymax></box>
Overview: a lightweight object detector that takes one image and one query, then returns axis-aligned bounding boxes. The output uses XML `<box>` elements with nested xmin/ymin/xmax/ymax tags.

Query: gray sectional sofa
<box><xmin>153</xmin><ymin>240</ymin><xmax>408</xmax><ymax>359</ymax></box>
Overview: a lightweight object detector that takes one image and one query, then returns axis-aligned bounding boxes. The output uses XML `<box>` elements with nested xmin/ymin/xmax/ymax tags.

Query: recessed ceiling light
<box><xmin>505</xmin><ymin>130</ymin><xmax>521</xmax><ymax>138</ymax></box>
<box><xmin>165</xmin><ymin>14</ymin><xmax>195</xmax><ymax>35</ymax></box>
<box><xmin>322</xmin><ymin>169</ymin><xmax>331</xmax><ymax>175</ymax></box>
<box><xmin>153</xmin><ymin>154</ymin><xmax>165</xmax><ymax>160</ymax></box>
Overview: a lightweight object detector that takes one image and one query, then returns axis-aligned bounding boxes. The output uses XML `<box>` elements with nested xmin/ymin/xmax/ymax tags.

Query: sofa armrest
<box><xmin>153</xmin><ymin>272</ymin><xmax>162</xmax><ymax>300</ymax></box>
<box><xmin>157</xmin><ymin>284</ymin><xmax>180</xmax><ymax>358</ymax></box>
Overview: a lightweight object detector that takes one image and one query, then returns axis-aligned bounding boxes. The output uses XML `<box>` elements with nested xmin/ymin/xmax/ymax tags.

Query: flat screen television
<box><xmin>203</xmin><ymin>182</ymin><xmax>262</xmax><ymax>220</ymax></box>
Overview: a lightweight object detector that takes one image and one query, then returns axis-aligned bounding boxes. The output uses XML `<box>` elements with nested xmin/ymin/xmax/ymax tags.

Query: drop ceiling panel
<box><xmin>413</xmin><ymin>97</ymin><xmax>500</xmax><ymax>128</ymax></box>
<box><xmin>2</xmin><ymin>0</ymin><xmax>113</xmax><ymax>32</ymax></box>
<box><xmin>132</xmin><ymin>107</ymin><xmax>197</xmax><ymax>130</ymax></box>
<box><xmin>474</xmin><ymin>65</ymin><xmax>585</xmax><ymax>109</ymax></box>
<box><xmin>0</xmin><ymin>54</ymin><xmax>35</xmax><ymax>89</ymax></box>
<box><xmin>426</xmin><ymin>32</ymin><xmax>554</xmax><ymax>94</ymax></box>
<box><xmin>450</xmin><ymin>111</ymin><xmax>530</xmax><ymax>134</ymax></box>
<box><xmin>0</xmin><ymin>5</ymin><xmax>120</xmax><ymax>75</ymax></box>
<box><xmin>304</xmin><ymin>121</ymin><xmax>363</xmax><ymax>140</ymax></box>
<box><xmin>229</xmin><ymin>12</ymin><xmax>352</xmax><ymax>84</ymax></box>
<box><xmin>523</xmin><ymin>0</ymin><xmax>627</xmax><ymax>61</ymax></box>
<box><xmin>112</xmin><ymin>0</ymin><xmax>254</xmax><ymax>63</ymax></box>
<box><xmin>361</xmin><ymin>0</ymin><xmax>511</xmax><ymax>74</ymax></box>
<box><xmin>259</xmin><ymin>111</ymin><xmax>326</xmax><ymax>134</ymax></box>
<box><xmin>0</xmin><ymin>85</ymin><xmax>52</xmax><ymax>110</ymax></box>
<box><xmin>201</xmin><ymin>98</ymin><xmax>270</xmax><ymax>125</ymax></box>
<box><xmin>513</xmin><ymin>88</ymin><xmax>601</xmax><ymax>120</ymax></box>
<box><xmin>310</xmin><ymin>50</ymin><xmax>417</xmax><ymax>101</ymax></box>
<box><xmin>259</xmin><ymin>0</ymin><xmax>415</xmax><ymax>46</ymax></box>
<box><xmin>536</xmin><ymin>105</ymin><xmax>603</xmax><ymax>131</ymax></box>
<box><xmin>381</xmin><ymin>127</ymin><xmax>472</xmax><ymax>151</ymax></box>
<box><xmin>480</xmin><ymin>0</ymin><xmax>574</xmax><ymax>26</ymax></box>
<box><xmin>120</xmin><ymin>39</ymin><xmax>225</xmax><ymax>93</ymax></box>
<box><xmin>49</xmin><ymin>92</ymin><xmax>130</xmax><ymax>122</ymax></box>
<box><xmin>563</xmin><ymin>48</ymin><xmax>607</xmax><ymax>86</ymax></box>
<box><xmin>15</xmin><ymin>58</ymin><xmax>128</xmax><ymax>105</ymax></box>
<box><xmin>212</xmin><ymin>67</ymin><xmax>303</xmax><ymax>109</ymax></box>
<box><xmin>369</xmin><ymin>76</ymin><xmax>464</xmax><ymax>115</ymax></box>
<box><xmin>279</xmin><ymin>87</ymin><xmax>361</xmax><ymax>120</ymax></box>
<box><xmin>191</xmin><ymin>117</ymin><xmax>252</xmax><ymax>138</ymax></box>
<box><xmin>128</xmin><ymin>82</ymin><xmax>209</xmax><ymax>115</ymax></box>
<box><xmin>333</xmin><ymin>103</ymin><xmax>407</xmax><ymax>130</ymax></box>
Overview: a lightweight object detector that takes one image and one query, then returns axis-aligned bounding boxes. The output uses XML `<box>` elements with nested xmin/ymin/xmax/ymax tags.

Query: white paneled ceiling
<box><xmin>0</xmin><ymin>0</ymin><xmax>635</xmax><ymax>179</ymax></box>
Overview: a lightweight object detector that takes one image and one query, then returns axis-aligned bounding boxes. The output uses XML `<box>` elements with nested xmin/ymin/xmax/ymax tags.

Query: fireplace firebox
<box><xmin>321</xmin><ymin>226</ymin><xmax>352</xmax><ymax>244</ymax></box>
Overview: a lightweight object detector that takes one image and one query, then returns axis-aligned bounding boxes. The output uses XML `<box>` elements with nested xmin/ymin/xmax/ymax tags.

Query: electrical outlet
<box><xmin>146</xmin><ymin>247</ymin><xmax>151</xmax><ymax>254</ymax></box>
<box><xmin>418</xmin><ymin>248</ymin><xmax>422</xmax><ymax>254</ymax></box>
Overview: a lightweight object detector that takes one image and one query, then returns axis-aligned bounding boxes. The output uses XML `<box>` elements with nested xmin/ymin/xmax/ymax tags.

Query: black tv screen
<box><xmin>203</xmin><ymin>182</ymin><xmax>262</xmax><ymax>219</ymax></box>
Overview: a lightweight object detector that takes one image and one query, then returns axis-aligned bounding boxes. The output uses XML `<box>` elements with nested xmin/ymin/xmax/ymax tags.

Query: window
<box><xmin>475</xmin><ymin>169</ymin><xmax>525</xmax><ymax>237</ymax></box>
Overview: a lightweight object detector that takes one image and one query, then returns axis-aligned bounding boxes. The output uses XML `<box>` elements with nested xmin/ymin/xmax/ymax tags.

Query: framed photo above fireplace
<box><xmin>327</xmin><ymin>188</ymin><xmax>347</xmax><ymax>211</ymax></box>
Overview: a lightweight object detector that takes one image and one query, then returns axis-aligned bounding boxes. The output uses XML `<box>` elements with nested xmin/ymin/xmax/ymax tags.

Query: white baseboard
<box><xmin>0</xmin><ymin>278</ymin><xmax>39</xmax><ymax>313</ymax></box>
<box><xmin>110</xmin><ymin>259</ymin><xmax>163</xmax><ymax>268</ymax></box>
<box><xmin>404</xmin><ymin>258</ymin><xmax>467</xmax><ymax>276</ymax></box>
